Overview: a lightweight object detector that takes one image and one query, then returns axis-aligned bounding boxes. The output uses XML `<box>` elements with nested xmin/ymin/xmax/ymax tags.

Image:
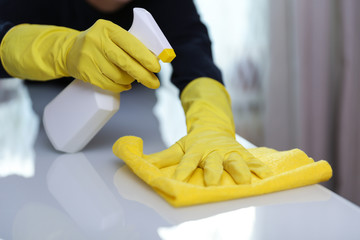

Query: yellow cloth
<box><xmin>113</xmin><ymin>136</ymin><xmax>332</xmax><ymax>207</ymax></box>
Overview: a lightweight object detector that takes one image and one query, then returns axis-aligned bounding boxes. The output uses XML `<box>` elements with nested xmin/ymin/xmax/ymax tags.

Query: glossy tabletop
<box><xmin>1</xmin><ymin>80</ymin><xmax>360</xmax><ymax>240</ymax></box>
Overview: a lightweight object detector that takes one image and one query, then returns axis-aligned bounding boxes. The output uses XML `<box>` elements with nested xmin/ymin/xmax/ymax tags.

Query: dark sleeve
<box><xmin>0</xmin><ymin>20</ymin><xmax>14</xmax><ymax>78</ymax></box>
<box><xmin>146</xmin><ymin>0</ymin><xmax>223</xmax><ymax>92</ymax></box>
<box><xmin>0</xmin><ymin>0</ymin><xmax>59</xmax><ymax>78</ymax></box>
<box><xmin>0</xmin><ymin>0</ymin><xmax>97</xmax><ymax>79</ymax></box>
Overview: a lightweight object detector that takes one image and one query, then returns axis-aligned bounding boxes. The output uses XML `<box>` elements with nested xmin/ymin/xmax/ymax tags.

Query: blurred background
<box><xmin>156</xmin><ymin>0</ymin><xmax>360</xmax><ymax>206</ymax></box>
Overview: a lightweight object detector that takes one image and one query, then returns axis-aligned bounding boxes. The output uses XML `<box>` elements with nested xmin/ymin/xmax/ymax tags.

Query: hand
<box><xmin>65</xmin><ymin>19</ymin><xmax>160</xmax><ymax>91</ymax></box>
<box><xmin>113</xmin><ymin>133</ymin><xmax>272</xmax><ymax>186</ymax></box>
<box><xmin>0</xmin><ymin>20</ymin><xmax>160</xmax><ymax>92</ymax></box>
<box><xmin>113</xmin><ymin>78</ymin><xmax>272</xmax><ymax>186</ymax></box>
<box><xmin>152</xmin><ymin>134</ymin><xmax>271</xmax><ymax>186</ymax></box>
<box><xmin>173</xmin><ymin>131</ymin><xmax>272</xmax><ymax>185</ymax></box>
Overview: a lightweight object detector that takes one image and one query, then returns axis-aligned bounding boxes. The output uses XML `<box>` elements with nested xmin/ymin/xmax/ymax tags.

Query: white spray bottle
<box><xmin>43</xmin><ymin>8</ymin><xmax>175</xmax><ymax>153</ymax></box>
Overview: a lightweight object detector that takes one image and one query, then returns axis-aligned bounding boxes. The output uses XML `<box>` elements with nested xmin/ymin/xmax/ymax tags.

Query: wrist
<box><xmin>1</xmin><ymin>24</ymin><xmax>79</xmax><ymax>80</ymax></box>
<box><xmin>181</xmin><ymin>77</ymin><xmax>236</xmax><ymax>134</ymax></box>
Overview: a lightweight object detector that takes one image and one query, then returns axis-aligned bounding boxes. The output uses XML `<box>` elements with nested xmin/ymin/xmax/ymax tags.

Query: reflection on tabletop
<box><xmin>13</xmin><ymin>152</ymin><xmax>137</xmax><ymax>240</ymax></box>
<box><xmin>0</xmin><ymin>78</ymin><xmax>39</xmax><ymax>178</ymax></box>
<box><xmin>114</xmin><ymin>164</ymin><xmax>360</xmax><ymax>240</ymax></box>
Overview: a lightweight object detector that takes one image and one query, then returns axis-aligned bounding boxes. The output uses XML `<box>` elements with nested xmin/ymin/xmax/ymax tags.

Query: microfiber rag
<box><xmin>113</xmin><ymin>136</ymin><xmax>332</xmax><ymax>207</ymax></box>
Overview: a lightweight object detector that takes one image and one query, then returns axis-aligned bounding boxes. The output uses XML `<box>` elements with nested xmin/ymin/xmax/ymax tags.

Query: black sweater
<box><xmin>0</xmin><ymin>0</ymin><xmax>222</xmax><ymax>91</ymax></box>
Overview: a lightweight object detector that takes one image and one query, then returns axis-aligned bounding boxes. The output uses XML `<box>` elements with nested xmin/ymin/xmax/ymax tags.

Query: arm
<box><xmin>0</xmin><ymin>0</ymin><xmax>65</xmax><ymax>79</ymax></box>
<box><xmin>113</xmin><ymin>0</ymin><xmax>272</xmax><ymax>185</ymax></box>
<box><xmin>0</xmin><ymin>20</ymin><xmax>161</xmax><ymax>92</ymax></box>
<box><xmin>0</xmin><ymin>0</ymin><xmax>161</xmax><ymax>91</ymax></box>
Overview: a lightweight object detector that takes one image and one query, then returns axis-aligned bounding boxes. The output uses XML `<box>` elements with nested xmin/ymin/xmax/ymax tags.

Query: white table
<box><xmin>1</xmin><ymin>81</ymin><xmax>360</xmax><ymax>240</ymax></box>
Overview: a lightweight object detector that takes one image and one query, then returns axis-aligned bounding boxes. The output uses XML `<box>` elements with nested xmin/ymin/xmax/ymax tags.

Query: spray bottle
<box><xmin>43</xmin><ymin>8</ymin><xmax>175</xmax><ymax>153</ymax></box>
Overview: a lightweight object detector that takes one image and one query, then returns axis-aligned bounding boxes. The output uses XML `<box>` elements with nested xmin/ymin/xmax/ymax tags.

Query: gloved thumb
<box><xmin>145</xmin><ymin>143</ymin><xmax>184</xmax><ymax>168</ymax></box>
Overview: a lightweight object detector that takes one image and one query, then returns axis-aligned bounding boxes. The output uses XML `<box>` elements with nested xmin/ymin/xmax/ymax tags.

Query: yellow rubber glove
<box><xmin>0</xmin><ymin>19</ymin><xmax>160</xmax><ymax>92</ymax></box>
<box><xmin>170</xmin><ymin>77</ymin><xmax>273</xmax><ymax>185</ymax></box>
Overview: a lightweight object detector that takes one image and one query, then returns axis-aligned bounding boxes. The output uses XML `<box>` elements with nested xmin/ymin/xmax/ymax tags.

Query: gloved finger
<box><xmin>145</xmin><ymin>142</ymin><xmax>184</xmax><ymax>168</ymax></box>
<box><xmin>110</xmin><ymin>27</ymin><xmax>161</xmax><ymax>73</ymax></box>
<box><xmin>105</xmin><ymin>47</ymin><xmax>160</xmax><ymax>89</ymax></box>
<box><xmin>201</xmin><ymin>151</ymin><xmax>224</xmax><ymax>186</ymax></box>
<box><xmin>135</xmin><ymin>72</ymin><xmax>160</xmax><ymax>90</ymax></box>
<box><xmin>112</xmin><ymin>136</ymin><xmax>144</xmax><ymax>160</ymax></box>
<box><xmin>99</xmin><ymin>61</ymin><xmax>135</xmax><ymax>86</ymax></box>
<box><xmin>173</xmin><ymin>153</ymin><xmax>202</xmax><ymax>182</ymax></box>
<box><xmin>223</xmin><ymin>152</ymin><xmax>251</xmax><ymax>184</ymax></box>
<box><xmin>89</xmin><ymin>72</ymin><xmax>132</xmax><ymax>93</ymax></box>
<box><xmin>245</xmin><ymin>157</ymin><xmax>273</xmax><ymax>179</ymax></box>
<box><xmin>235</xmin><ymin>148</ymin><xmax>273</xmax><ymax>179</ymax></box>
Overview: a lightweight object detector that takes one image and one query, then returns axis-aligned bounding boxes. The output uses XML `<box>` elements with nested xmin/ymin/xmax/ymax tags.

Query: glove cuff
<box><xmin>1</xmin><ymin>23</ymin><xmax>79</xmax><ymax>80</ymax></box>
<box><xmin>180</xmin><ymin>77</ymin><xmax>235</xmax><ymax>135</ymax></box>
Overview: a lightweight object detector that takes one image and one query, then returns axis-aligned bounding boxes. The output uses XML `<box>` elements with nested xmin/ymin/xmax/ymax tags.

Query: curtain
<box><xmin>337</xmin><ymin>0</ymin><xmax>360</xmax><ymax>205</ymax></box>
<box><xmin>264</xmin><ymin>0</ymin><xmax>341</xmax><ymax>184</ymax></box>
<box><xmin>265</xmin><ymin>0</ymin><xmax>360</xmax><ymax>205</ymax></box>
